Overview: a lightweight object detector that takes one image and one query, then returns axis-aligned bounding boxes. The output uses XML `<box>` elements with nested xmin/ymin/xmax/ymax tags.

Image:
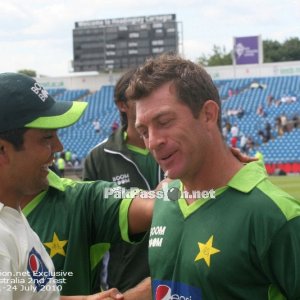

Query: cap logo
<box><xmin>31</xmin><ymin>82</ymin><xmax>49</xmax><ymax>102</ymax></box>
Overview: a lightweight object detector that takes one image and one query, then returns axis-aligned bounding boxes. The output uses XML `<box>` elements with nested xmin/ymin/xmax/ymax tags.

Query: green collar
<box><xmin>123</xmin><ymin>130</ymin><xmax>128</xmax><ymax>141</ymax></box>
<box><xmin>177</xmin><ymin>161</ymin><xmax>267</xmax><ymax>219</ymax></box>
<box><xmin>227</xmin><ymin>161</ymin><xmax>267</xmax><ymax>193</ymax></box>
<box><xmin>123</xmin><ymin>131</ymin><xmax>149</xmax><ymax>155</ymax></box>
<box><xmin>47</xmin><ymin>169</ymin><xmax>66</xmax><ymax>191</ymax></box>
<box><xmin>22</xmin><ymin>170</ymin><xmax>69</xmax><ymax>216</ymax></box>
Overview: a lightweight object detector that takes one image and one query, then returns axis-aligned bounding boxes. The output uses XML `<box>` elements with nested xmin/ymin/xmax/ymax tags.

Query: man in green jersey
<box><xmin>0</xmin><ymin>72</ymin><xmax>151</xmax><ymax>299</ymax></box>
<box><xmin>84</xmin><ymin>68</ymin><xmax>164</xmax><ymax>292</ymax></box>
<box><xmin>126</xmin><ymin>54</ymin><xmax>300</xmax><ymax>299</ymax></box>
<box><xmin>84</xmin><ymin>68</ymin><xmax>255</xmax><ymax>296</ymax></box>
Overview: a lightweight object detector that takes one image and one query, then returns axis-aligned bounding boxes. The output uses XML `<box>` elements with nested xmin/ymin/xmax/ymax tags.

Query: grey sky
<box><xmin>0</xmin><ymin>0</ymin><xmax>299</xmax><ymax>76</ymax></box>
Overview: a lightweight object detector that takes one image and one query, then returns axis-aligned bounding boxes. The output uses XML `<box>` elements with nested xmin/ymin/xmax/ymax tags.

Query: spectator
<box><xmin>256</xmin><ymin>104</ymin><xmax>265</xmax><ymax>117</ymax></box>
<box><xmin>292</xmin><ymin>115</ymin><xmax>300</xmax><ymax>129</ymax></box>
<box><xmin>266</xmin><ymin>94</ymin><xmax>274</xmax><ymax>106</ymax></box>
<box><xmin>246</xmin><ymin>136</ymin><xmax>255</xmax><ymax>151</ymax></box>
<box><xmin>231</xmin><ymin>135</ymin><xmax>238</xmax><ymax>148</ymax></box>
<box><xmin>49</xmin><ymin>161</ymin><xmax>62</xmax><ymax>177</ymax></box>
<box><xmin>93</xmin><ymin>118</ymin><xmax>101</xmax><ymax>133</ymax></box>
<box><xmin>239</xmin><ymin>133</ymin><xmax>248</xmax><ymax>153</ymax></box>
<box><xmin>73</xmin><ymin>158</ymin><xmax>81</xmax><ymax>168</ymax></box>
<box><xmin>65</xmin><ymin>149</ymin><xmax>72</xmax><ymax>165</ymax></box>
<box><xmin>250</xmin><ymin>81</ymin><xmax>266</xmax><ymax>89</ymax></box>
<box><xmin>280</xmin><ymin>113</ymin><xmax>288</xmax><ymax>133</ymax></box>
<box><xmin>265</xmin><ymin>122</ymin><xmax>272</xmax><ymax>142</ymax></box>
<box><xmin>236</xmin><ymin>107</ymin><xmax>245</xmax><ymax>118</ymax></box>
<box><xmin>71</xmin><ymin>151</ymin><xmax>78</xmax><ymax>165</ymax></box>
<box><xmin>230</xmin><ymin>123</ymin><xmax>239</xmax><ymax>137</ymax></box>
<box><xmin>111</xmin><ymin>121</ymin><xmax>119</xmax><ymax>133</ymax></box>
<box><xmin>280</xmin><ymin>95</ymin><xmax>297</xmax><ymax>104</ymax></box>
<box><xmin>57</xmin><ymin>153</ymin><xmax>66</xmax><ymax>177</ymax></box>
<box><xmin>274</xmin><ymin>99</ymin><xmax>281</xmax><ymax>107</ymax></box>
<box><xmin>275</xmin><ymin>116</ymin><xmax>284</xmax><ymax>136</ymax></box>
<box><xmin>234</xmin><ymin>88</ymin><xmax>239</xmax><ymax>95</ymax></box>
<box><xmin>222</xmin><ymin>122</ymin><xmax>230</xmax><ymax>139</ymax></box>
<box><xmin>258</xmin><ymin>130</ymin><xmax>267</xmax><ymax>144</ymax></box>
<box><xmin>226</xmin><ymin>108</ymin><xmax>244</xmax><ymax>118</ymax></box>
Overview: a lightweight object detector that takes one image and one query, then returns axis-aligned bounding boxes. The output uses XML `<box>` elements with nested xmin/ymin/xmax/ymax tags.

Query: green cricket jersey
<box><xmin>150</xmin><ymin>161</ymin><xmax>300</xmax><ymax>299</ymax></box>
<box><xmin>22</xmin><ymin>170</ymin><xmax>131</xmax><ymax>296</ymax></box>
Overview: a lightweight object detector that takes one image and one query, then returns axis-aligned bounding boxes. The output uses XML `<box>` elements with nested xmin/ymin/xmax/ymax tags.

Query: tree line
<box><xmin>198</xmin><ymin>37</ymin><xmax>300</xmax><ymax>66</ymax></box>
<box><xmin>18</xmin><ymin>37</ymin><xmax>300</xmax><ymax>76</ymax></box>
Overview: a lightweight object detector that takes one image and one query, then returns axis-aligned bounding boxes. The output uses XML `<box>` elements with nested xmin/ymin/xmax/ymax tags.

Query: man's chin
<box><xmin>164</xmin><ymin>169</ymin><xmax>180</xmax><ymax>180</ymax></box>
<box><xmin>35</xmin><ymin>177</ymin><xmax>49</xmax><ymax>193</ymax></box>
<box><xmin>23</xmin><ymin>183</ymin><xmax>48</xmax><ymax>199</ymax></box>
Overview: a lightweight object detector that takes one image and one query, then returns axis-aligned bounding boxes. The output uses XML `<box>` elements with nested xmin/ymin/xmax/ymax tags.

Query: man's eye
<box><xmin>139</xmin><ymin>130</ymin><xmax>148</xmax><ymax>139</ymax></box>
<box><xmin>159</xmin><ymin>119</ymin><xmax>171</xmax><ymax>126</ymax></box>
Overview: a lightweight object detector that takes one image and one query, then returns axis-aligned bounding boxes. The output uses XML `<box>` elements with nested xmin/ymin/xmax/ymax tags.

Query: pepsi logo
<box><xmin>27</xmin><ymin>247</ymin><xmax>52</xmax><ymax>291</ymax></box>
<box><xmin>153</xmin><ymin>280</ymin><xmax>198</xmax><ymax>300</ymax></box>
<box><xmin>156</xmin><ymin>284</ymin><xmax>171</xmax><ymax>300</ymax></box>
<box><xmin>28</xmin><ymin>254</ymin><xmax>40</xmax><ymax>273</ymax></box>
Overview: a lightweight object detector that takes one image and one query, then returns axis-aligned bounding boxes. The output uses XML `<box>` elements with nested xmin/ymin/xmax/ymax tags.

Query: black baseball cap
<box><xmin>0</xmin><ymin>72</ymin><xmax>88</xmax><ymax>132</ymax></box>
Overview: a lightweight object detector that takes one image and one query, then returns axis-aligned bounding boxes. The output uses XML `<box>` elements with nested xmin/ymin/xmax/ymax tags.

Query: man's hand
<box><xmin>123</xmin><ymin>277</ymin><xmax>151</xmax><ymax>300</ymax></box>
<box><xmin>230</xmin><ymin>147</ymin><xmax>258</xmax><ymax>163</ymax></box>
<box><xmin>86</xmin><ymin>289</ymin><xmax>124</xmax><ymax>300</ymax></box>
<box><xmin>61</xmin><ymin>288</ymin><xmax>124</xmax><ymax>300</ymax></box>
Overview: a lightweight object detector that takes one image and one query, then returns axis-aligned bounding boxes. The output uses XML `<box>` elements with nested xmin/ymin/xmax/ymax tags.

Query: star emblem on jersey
<box><xmin>194</xmin><ymin>235</ymin><xmax>220</xmax><ymax>267</ymax></box>
<box><xmin>44</xmin><ymin>232</ymin><xmax>68</xmax><ymax>258</ymax></box>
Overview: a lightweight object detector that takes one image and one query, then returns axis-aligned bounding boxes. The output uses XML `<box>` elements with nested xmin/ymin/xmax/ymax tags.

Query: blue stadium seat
<box><xmin>56</xmin><ymin>75</ymin><xmax>300</xmax><ymax>163</ymax></box>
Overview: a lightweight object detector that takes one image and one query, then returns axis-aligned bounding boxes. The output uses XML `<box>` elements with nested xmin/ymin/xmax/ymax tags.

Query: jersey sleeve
<box><xmin>118</xmin><ymin>197</ymin><xmax>135</xmax><ymax>243</ymax></box>
<box><xmin>86</xmin><ymin>180</ymin><xmax>134</xmax><ymax>245</ymax></box>
<box><xmin>263</xmin><ymin>216</ymin><xmax>300</xmax><ymax>298</ymax></box>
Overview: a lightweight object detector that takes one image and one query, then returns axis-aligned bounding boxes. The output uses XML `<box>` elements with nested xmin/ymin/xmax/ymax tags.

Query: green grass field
<box><xmin>269</xmin><ymin>175</ymin><xmax>300</xmax><ymax>201</ymax></box>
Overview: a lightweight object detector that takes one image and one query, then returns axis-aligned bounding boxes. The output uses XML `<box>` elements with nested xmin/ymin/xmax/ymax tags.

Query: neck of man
<box><xmin>182</xmin><ymin>138</ymin><xmax>244</xmax><ymax>204</ymax></box>
<box><xmin>20</xmin><ymin>194</ymin><xmax>38</xmax><ymax>209</ymax></box>
<box><xmin>0</xmin><ymin>186</ymin><xmax>21</xmax><ymax>210</ymax></box>
<box><xmin>126</xmin><ymin>122</ymin><xmax>146</xmax><ymax>149</ymax></box>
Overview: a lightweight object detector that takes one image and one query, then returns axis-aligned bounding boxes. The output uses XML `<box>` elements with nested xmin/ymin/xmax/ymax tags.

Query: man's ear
<box><xmin>0</xmin><ymin>141</ymin><xmax>9</xmax><ymax>164</ymax></box>
<box><xmin>202</xmin><ymin>100</ymin><xmax>219</xmax><ymax>127</ymax></box>
<box><xmin>0</xmin><ymin>140</ymin><xmax>5</xmax><ymax>154</ymax></box>
<box><xmin>116</xmin><ymin>100</ymin><xmax>129</xmax><ymax>113</ymax></box>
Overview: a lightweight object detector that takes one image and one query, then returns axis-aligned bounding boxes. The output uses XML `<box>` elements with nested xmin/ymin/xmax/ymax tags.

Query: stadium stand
<box><xmin>55</xmin><ymin>85</ymin><xmax>119</xmax><ymax>165</ymax></box>
<box><xmin>50</xmin><ymin>75</ymin><xmax>300</xmax><ymax>175</ymax></box>
<box><xmin>55</xmin><ymin>89</ymin><xmax>89</xmax><ymax>101</ymax></box>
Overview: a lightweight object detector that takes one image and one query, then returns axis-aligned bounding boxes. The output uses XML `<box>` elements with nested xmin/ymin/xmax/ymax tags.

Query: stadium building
<box><xmin>72</xmin><ymin>14</ymin><xmax>182</xmax><ymax>72</ymax></box>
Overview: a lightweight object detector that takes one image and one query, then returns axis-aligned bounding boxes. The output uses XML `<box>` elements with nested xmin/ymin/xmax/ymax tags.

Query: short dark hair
<box><xmin>126</xmin><ymin>54</ymin><xmax>221</xmax><ymax>130</ymax></box>
<box><xmin>0</xmin><ymin>128</ymin><xmax>28</xmax><ymax>150</ymax></box>
<box><xmin>114</xmin><ymin>68</ymin><xmax>137</xmax><ymax>128</ymax></box>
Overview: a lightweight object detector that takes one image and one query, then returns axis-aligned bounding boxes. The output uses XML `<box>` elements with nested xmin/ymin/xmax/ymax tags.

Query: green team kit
<box><xmin>150</xmin><ymin>161</ymin><xmax>300</xmax><ymax>299</ymax></box>
<box><xmin>22</xmin><ymin>170</ymin><xmax>131</xmax><ymax>296</ymax></box>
